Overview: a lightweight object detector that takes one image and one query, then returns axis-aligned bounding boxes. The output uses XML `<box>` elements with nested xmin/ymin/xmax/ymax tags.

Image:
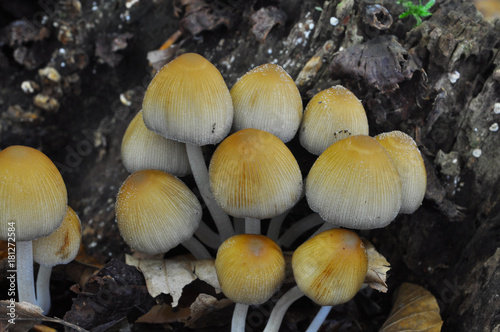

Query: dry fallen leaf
<box><xmin>126</xmin><ymin>255</ymin><xmax>222</xmax><ymax>307</ymax></box>
<box><xmin>380</xmin><ymin>282</ymin><xmax>443</xmax><ymax>332</ymax></box>
<box><xmin>363</xmin><ymin>239</ymin><xmax>391</xmax><ymax>292</ymax></box>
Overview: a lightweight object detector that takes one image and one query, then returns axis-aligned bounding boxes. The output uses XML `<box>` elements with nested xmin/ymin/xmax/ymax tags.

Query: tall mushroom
<box><xmin>142</xmin><ymin>52</ymin><xmax>234</xmax><ymax>241</ymax></box>
<box><xmin>0</xmin><ymin>145</ymin><xmax>67</xmax><ymax>305</ymax></box>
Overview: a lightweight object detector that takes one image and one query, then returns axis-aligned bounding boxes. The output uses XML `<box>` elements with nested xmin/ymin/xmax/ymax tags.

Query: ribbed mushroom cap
<box><xmin>33</xmin><ymin>206</ymin><xmax>81</xmax><ymax>267</ymax></box>
<box><xmin>142</xmin><ymin>53</ymin><xmax>233</xmax><ymax>146</ymax></box>
<box><xmin>215</xmin><ymin>234</ymin><xmax>285</xmax><ymax>305</ymax></box>
<box><xmin>292</xmin><ymin>229</ymin><xmax>368</xmax><ymax>306</ymax></box>
<box><xmin>230</xmin><ymin>63</ymin><xmax>303</xmax><ymax>143</ymax></box>
<box><xmin>121</xmin><ymin>110</ymin><xmax>191</xmax><ymax>176</ymax></box>
<box><xmin>0</xmin><ymin>145</ymin><xmax>67</xmax><ymax>241</ymax></box>
<box><xmin>306</xmin><ymin>135</ymin><xmax>402</xmax><ymax>229</ymax></box>
<box><xmin>375</xmin><ymin>131</ymin><xmax>426</xmax><ymax>214</ymax></box>
<box><xmin>115</xmin><ymin>169</ymin><xmax>202</xmax><ymax>255</ymax></box>
<box><xmin>209</xmin><ymin>128</ymin><xmax>303</xmax><ymax>219</ymax></box>
<box><xmin>300</xmin><ymin>85</ymin><xmax>369</xmax><ymax>155</ymax></box>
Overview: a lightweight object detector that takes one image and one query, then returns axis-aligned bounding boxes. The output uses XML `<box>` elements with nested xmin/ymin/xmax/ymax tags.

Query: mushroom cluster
<box><xmin>114</xmin><ymin>52</ymin><xmax>427</xmax><ymax>331</ymax></box>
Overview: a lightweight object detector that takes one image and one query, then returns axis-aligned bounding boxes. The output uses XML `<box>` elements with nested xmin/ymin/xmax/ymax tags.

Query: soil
<box><xmin>1</xmin><ymin>0</ymin><xmax>500</xmax><ymax>331</ymax></box>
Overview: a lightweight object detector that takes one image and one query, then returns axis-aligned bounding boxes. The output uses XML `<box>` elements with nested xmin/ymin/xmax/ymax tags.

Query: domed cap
<box><xmin>230</xmin><ymin>63</ymin><xmax>303</xmax><ymax>143</ymax></box>
<box><xmin>0</xmin><ymin>145</ymin><xmax>67</xmax><ymax>241</ymax></box>
<box><xmin>375</xmin><ymin>131</ymin><xmax>426</xmax><ymax>214</ymax></box>
<box><xmin>116</xmin><ymin>169</ymin><xmax>202</xmax><ymax>255</ymax></box>
<box><xmin>121</xmin><ymin>110</ymin><xmax>191</xmax><ymax>176</ymax></box>
<box><xmin>215</xmin><ymin>234</ymin><xmax>285</xmax><ymax>304</ymax></box>
<box><xmin>292</xmin><ymin>229</ymin><xmax>368</xmax><ymax>306</ymax></box>
<box><xmin>142</xmin><ymin>53</ymin><xmax>233</xmax><ymax>146</ymax></box>
<box><xmin>306</xmin><ymin>135</ymin><xmax>402</xmax><ymax>229</ymax></box>
<box><xmin>300</xmin><ymin>85</ymin><xmax>369</xmax><ymax>155</ymax></box>
<box><xmin>209</xmin><ymin>128</ymin><xmax>303</xmax><ymax>219</ymax></box>
<box><xmin>33</xmin><ymin>206</ymin><xmax>81</xmax><ymax>267</ymax></box>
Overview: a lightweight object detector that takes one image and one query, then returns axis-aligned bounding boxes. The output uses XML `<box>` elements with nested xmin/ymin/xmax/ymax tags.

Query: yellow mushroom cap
<box><xmin>121</xmin><ymin>110</ymin><xmax>191</xmax><ymax>176</ymax></box>
<box><xmin>215</xmin><ymin>234</ymin><xmax>285</xmax><ymax>305</ymax></box>
<box><xmin>306</xmin><ymin>135</ymin><xmax>402</xmax><ymax>229</ymax></box>
<box><xmin>142</xmin><ymin>53</ymin><xmax>233</xmax><ymax>146</ymax></box>
<box><xmin>33</xmin><ymin>206</ymin><xmax>81</xmax><ymax>267</ymax></box>
<box><xmin>300</xmin><ymin>85</ymin><xmax>369</xmax><ymax>155</ymax></box>
<box><xmin>115</xmin><ymin>169</ymin><xmax>202</xmax><ymax>255</ymax></box>
<box><xmin>0</xmin><ymin>145</ymin><xmax>67</xmax><ymax>241</ymax></box>
<box><xmin>292</xmin><ymin>229</ymin><xmax>368</xmax><ymax>306</ymax></box>
<box><xmin>375</xmin><ymin>131</ymin><xmax>426</xmax><ymax>214</ymax></box>
<box><xmin>209</xmin><ymin>128</ymin><xmax>303</xmax><ymax>219</ymax></box>
<box><xmin>230</xmin><ymin>63</ymin><xmax>303</xmax><ymax>143</ymax></box>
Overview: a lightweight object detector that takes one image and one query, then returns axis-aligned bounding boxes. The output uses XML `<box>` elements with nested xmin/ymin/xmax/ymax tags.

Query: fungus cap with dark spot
<box><xmin>300</xmin><ymin>85</ymin><xmax>369</xmax><ymax>155</ymax></box>
<box><xmin>142</xmin><ymin>53</ymin><xmax>233</xmax><ymax>146</ymax></box>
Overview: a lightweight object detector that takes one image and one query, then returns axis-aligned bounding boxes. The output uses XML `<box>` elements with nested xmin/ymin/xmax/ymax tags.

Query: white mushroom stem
<box><xmin>263</xmin><ymin>286</ymin><xmax>304</xmax><ymax>332</ymax></box>
<box><xmin>194</xmin><ymin>221</ymin><xmax>221</xmax><ymax>249</ymax></box>
<box><xmin>306</xmin><ymin>306</ymin><xmax>333</xmax><ymax>332</ymax></box>
<box><xmin>232</xmin><ymin>303</ymin><xmax>250</xmax><ymax>332</ymax></box>
<box><xmin>234</xmin><ymin>218</ymin><xmax>245</xmax><ymax>235</ymax></box>
<box><xmin>16</xmin><ymin>241</ymin><xmax>37</xmax><ymax>305</ymax></box>
<box><xmin>277</xmin><ymin>213</ymin><xmax>324</xmax><ymax>247</ymax></box>
<box><xmin>35</xmin><ymin>264</ymin><xmax>53</xmax><ymax>314</ymax></box>
<box><xmin>186</xmin><ymin>144</ymin><xmax>234</xmax><ymax>241</ymax></box>
<box><xmin>181</xmin><ymin>236</ymin><xmax>212</xmax><ymax>260</ymax></box>
<box><xmin>267</xmin><ymin>210</ymin><xmax>289</xmax><ymax>241</ymax></box>
<box><xmin>245</xmin><ymin>217</ymin><xmax>261</xmax><ymax>234</ymax></box>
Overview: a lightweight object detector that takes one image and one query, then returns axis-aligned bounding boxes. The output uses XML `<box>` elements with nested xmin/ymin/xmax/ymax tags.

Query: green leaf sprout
<box><xmin>397</xmin><ymin>0</ymin><xmax>435</xmax><ymax>26</ymax></box>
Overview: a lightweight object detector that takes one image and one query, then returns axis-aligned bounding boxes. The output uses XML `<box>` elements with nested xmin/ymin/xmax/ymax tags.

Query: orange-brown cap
<box><xmin>230</xmin><ymin>63</ymin><xmax>303</xmax><ymax>143</ymax></box>
<box><xmin>121</xmin><ymin>110</ymin><xmax>191</xmax><ymax>176</ymax></box>
<box><xmin>209</xmin><ymin>128</ymin><xmax>303</xmax><ymax>219</ymax></box>
<box><xmin>116</xmin><ymin>169</ymin><xmax>202</xmax><ymax>255</ymax></box>
<box><xmin>375</xmin><ymin>131</ymin><xmax>426</xmax><ymax>214</ymax></box>
<box><xmin>292</xmin><ymin>229</ymin><xmax>368</xmax><ymax>306</ymax></box>
<box><xmin>215</xmin><ymin>234</ymin><xmax>285</xmax><ymax>304</ymax></box>
<box><xmin>33</xmin><ymin>206</ymin><xmax>81</xmax><ymax>267</ymax></box>
<box><xmin>300</xmin><ymin>85</ymin><xmax>369</xmax><ymax>155</ymax></box>
<box><xmin>306</xmin><ymin>135</ymin><xmax>402</xmax><ymax>229</ymax></box>
<box><xmin>0</xmin><ymin>145</ymin><xmax>67</xmax><ymax>241</ymax></box>
<box><xmin>142</xmin><ymin>53</ymin><xmax>233</xmax><ymax>146</ymax></box>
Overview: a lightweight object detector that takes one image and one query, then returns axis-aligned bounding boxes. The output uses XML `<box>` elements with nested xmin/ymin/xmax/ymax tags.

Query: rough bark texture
<box><xmin>1</xmin><ymin>0</ymin><xmax>500</xmax><ymax>330</ymax></box>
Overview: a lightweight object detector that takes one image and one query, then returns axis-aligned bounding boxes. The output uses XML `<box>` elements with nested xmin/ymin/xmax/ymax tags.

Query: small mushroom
<box><xmin>263</xmin><ymin>229</ymin><xmax>368</xmax><ymax>332</ymax></box>
<box><xmin>215</xmin><ymin>234</ymin><xmax>286</xmax><ymax>331</ymax></box>
<box><xmin>33</xmin><ymin>206</ymin><xmax>81</xmax><ymax>314</ymax></box>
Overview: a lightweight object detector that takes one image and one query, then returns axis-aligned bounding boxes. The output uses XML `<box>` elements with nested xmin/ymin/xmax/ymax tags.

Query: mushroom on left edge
<box><xmin>0</xmin><ymin>145</ymin><xmax>68</xmax><ymax>305</ymax></box>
